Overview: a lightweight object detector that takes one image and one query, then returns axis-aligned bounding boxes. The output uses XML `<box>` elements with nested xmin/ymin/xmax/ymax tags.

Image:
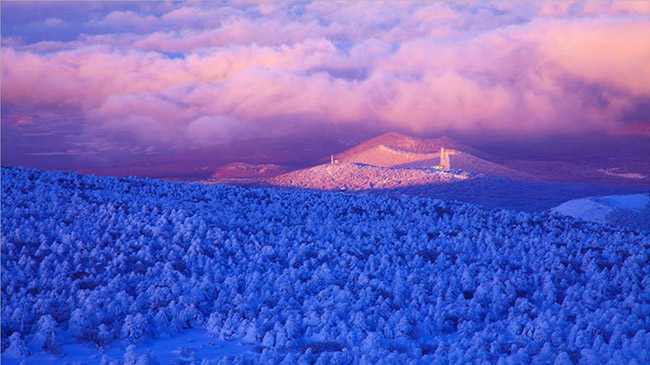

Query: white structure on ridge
<box><xmin>440</xmin><ymin>147</ymin><xmax>450</xmax><ymax>170</ymax></box>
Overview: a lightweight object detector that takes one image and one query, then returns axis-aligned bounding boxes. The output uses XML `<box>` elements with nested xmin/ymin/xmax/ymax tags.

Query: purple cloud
<box><xmin>2</xmin><ymin>1</ymin><xmax>649</xmax><ymax>174</ymax></box>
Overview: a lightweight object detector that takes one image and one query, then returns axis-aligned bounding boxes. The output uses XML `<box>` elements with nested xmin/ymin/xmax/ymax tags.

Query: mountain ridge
<box><xmin>204</xmin><ymin>132</ymin><xmax>648</xmax><ymax>189</ymax></box>
<box><xmin>336</xmin><ymin>132</ymin><xmax>489</xmax><ymax>163</ymax></box>
<box><xmin>210</xmin><ymin>162</ymin><xmax>289</xmax><ymax>179</ymax></box>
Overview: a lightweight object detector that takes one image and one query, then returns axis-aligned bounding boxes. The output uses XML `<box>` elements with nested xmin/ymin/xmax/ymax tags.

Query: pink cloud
<box><xmin>2</xmin><ymin>115</ymin><xmax>35</xmax><ymax>126</ymax></box>
<box><xmin>43</xmin><ymin>17</ymin><xmax>66</xmax><ymax>27</ymax></box>
<box><xmin>2</xmin><ymin>1</ymin><xmax>649</xmax><ymax>151</ymax></box>
<box><xmin>185</xmin><ymin>115</ymin><xmax>240</xmax><ymax>145</ymax></box>
<box><xmin>91</xmin><ymin>10</ymin><xmax>159</xmax><ymax>32</ymax></box>
<box><xmin>525</xmin><ymin>17</ymin><xmax>650</xmax><ymax>96</ymax></box>
<box><xmin>580</xmin><ymin>1</ymin><xmax>650</xmax><ymax>16</ymax></box>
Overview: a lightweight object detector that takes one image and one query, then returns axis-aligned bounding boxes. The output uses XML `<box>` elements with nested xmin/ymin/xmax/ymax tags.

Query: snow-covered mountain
<box><xmin>266</xmin><ymin>162</ymin><xmax>472</xmax><ymax>191</ymax></box>
<box><xmin>334</xmin><ymin>132</ymin><xmax>497</xmax><ymax>169</ymax></box>
<box><xmin>265</xmin><ymin>133</ymin><xmax>530</xmax><ymax>191</ymax></box>
<box><xmin>198</xmin><ymin>133</ymin><xmax>645</xmax><ymax>194</ymax></box>
<box><xmin>397</xmin><ymin>150</ymin><xmax>529</xmax><ymax>180</ymax></box>
<box><xmin>2</xmin><ymin>167</ymin><xmax>649</xmax><ymax>363</ymax></box>
<box><xmin>336</xmin><ymin>132</ymin><xmax>488</xmax><ymax>164</ymax></box>
<box><xmin>551</xmin><ymin>194</ymin><xmax>650</xmax><ymax>231</ymax></box>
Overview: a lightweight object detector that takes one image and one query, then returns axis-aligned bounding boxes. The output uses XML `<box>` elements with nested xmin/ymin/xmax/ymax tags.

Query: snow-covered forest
<box><xmin>2</xmin><ymin>167</ymin><xmax>649</xmax><ymax>363</ymax></box>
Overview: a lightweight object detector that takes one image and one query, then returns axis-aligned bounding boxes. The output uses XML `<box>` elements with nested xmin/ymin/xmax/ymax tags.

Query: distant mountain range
<box><xmin>210</xmin><ymin>162</ymin><xmax>289</xmax><ymax>179</ymax></box>
<box><xmin>203</xmin><ymin>132</ymin><xmax>649</xmax><ymax>190</ymax></box>
<box><xmin>203</xmin><ymin>163</ymin><xmax>289</xmax><ymax>185</ymax></box>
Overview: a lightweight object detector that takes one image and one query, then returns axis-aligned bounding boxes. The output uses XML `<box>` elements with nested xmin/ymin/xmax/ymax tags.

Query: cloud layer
<box><xmin>2</xmin><ymin>1</ymin><xmax>649</xmax><ymax>163</ymax></box>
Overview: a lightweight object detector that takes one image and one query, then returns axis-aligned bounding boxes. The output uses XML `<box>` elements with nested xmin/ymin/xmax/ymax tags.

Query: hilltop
<box><xmin>266</xmin><ymin>133</ymin><xmax>531</xmax><ymax>191</ymax></box>
<box><xmin>266</xmin><ymin>163</ymin><xmax>472</xmax><ymax>191</ymax></box>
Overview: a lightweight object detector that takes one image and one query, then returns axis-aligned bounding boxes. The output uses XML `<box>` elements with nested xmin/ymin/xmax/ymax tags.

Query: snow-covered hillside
<box><xmin>384</xmin><ymin>176</ymin><xmax>649</xmax><ymax>212</ymax></box>
<box><xmin>261</xmin><ymin>132</ymin><xmax>648</xmax><ymax>189</ymax></box>
<box><xmin>336</xmin><ymin>133</ymin><xmax>532</xmax><ymax>179</ymax></box>
<box><xmin>552</xmin><ymin>194</ymin><xmax>650</xmax><ymax>231</ymax></box>
<box><xmin>265</xmin><ymin>163</ymin><xmax>472</xmax><ymax>191</ymax></box>
<box><xmin>337</xmin><ymin>143</ymin><xmax>440</xmax><ymax>168</ymax></box>
<box><xmin>325</xmin><ymin>132</ymin><xmax>526</xmax><ymax>180</ymax></box>
<box><xmin>398</xmin><ymin>150</ymin><xmax>530</xmax><ymax>180</ymax></box>
<box><xmin>336</xmin><ymin>132</ymin><xmax>487</xmax><ymax>163</ymax></box>
<box><xmin>262</xmin><ymin>132</ymin><xmax>528</xmax><ymax>191</ymax></box>
<box><xmin>2</xmin><ymin>167</ymin><xmax>649</xmax><ymax>363</ymax></box>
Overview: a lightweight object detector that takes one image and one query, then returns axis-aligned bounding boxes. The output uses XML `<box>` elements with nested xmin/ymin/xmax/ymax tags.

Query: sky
<box><xmin>2</xmin><ymin>1</ymin><xmax>650</xmax><ymax>178</ymax></box>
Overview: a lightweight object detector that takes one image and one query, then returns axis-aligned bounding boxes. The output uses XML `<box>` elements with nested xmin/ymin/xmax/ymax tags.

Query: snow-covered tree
<box><xmin>2</xmin><ymin>167</ymin><xmax>648</xmax><ymax>362</ymax></box>
<box><xmin>5</xmin><ymin>332</ymin><xmax>29</xmax><ymax>357</ymax></box>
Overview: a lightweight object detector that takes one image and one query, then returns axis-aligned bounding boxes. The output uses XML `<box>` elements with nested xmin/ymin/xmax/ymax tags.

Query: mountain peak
<box><xmin>375</xmin><ymin>131</ymin><xmax>419</xmax><ymax>140</ymax></box>
<box><xmin>370</xmin><ymin>131</ymin><xmax>437</xmax><ymax>145</ymax></box>
<box><xmin>334</xmin><ymin>132</ymin><xmax>475</xmax><ymax>166</ymax></box>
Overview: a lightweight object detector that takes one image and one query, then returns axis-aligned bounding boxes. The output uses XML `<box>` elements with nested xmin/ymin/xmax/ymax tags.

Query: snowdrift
<box><xmin>2</xmin><ymin>167</ymin><xmax>649</xmax><ymax>363</ymax></box>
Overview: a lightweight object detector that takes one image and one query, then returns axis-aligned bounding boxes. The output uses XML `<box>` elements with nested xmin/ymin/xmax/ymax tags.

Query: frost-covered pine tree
<box><xmin>69</xmin><ymin>308</ymin><xmax>90</xmax><ymax>341</ymax></box>
<box><xmin>2</xmin><ymin>167</ymin><xmax>650</xmax><ymax>362</ymax></box>
<box><xmin>206</xmin><ymin>312</ymin><xmax>223</xmax><ymax>335</ymax></box>
<box><xmin>123</xmin><ymin>345</ymin><xmax>139</xmax><ymax>365</ymax></box>
<box><xmin>122</xmin><ymin>313</ymin><xmax>147</xmax><ymax>341</ymax></box>
<box><xmin>97</xmin><ymin>323</ymin><xmax>112</xmax><ymax>347</ymax></box>
<box><xmin>5</xmin><ymin>332</ymin><xmax>30</xmax><ymax>357</ymax></box>
<box><xmin>32</xmin><ymin>315</ymin><xmax>60</xmax><ymax>353</ymax></box>
<box><xmin>262</xmin><ymin>331</ymin><xmax>275</xmax><ymax>348</ymax></box>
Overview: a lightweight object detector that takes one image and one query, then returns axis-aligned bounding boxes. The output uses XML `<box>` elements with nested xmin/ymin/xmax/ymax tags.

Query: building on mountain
<box><xmin>440</xmin><ymin>147</ymin><xmax>450</xmax><ymax>170</ymax></box>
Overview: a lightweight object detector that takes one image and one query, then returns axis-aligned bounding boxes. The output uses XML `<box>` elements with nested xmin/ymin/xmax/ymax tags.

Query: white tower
<box><xmin>440</xmin><ymin>147</ymin><xmax>450</xmax><ymax>170</ymax></box>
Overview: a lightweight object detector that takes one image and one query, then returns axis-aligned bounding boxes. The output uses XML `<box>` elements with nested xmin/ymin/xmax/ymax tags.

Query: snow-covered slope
<box><xmin>551</xmin><ymin>194</ymin><xmax>650</xmax><ymax>231</ymax></box>
<box><xmin>265</xmin><ymin>163</ymin><xmax>472</xmax><ymax>191</ymax></box>
<box><xmin>2</xmin><ymin>167</ymin><xmax>649</xmax><ymax>364</ymax></box>
<box><xmin>265</xmin><ymin>132</ymin><xmax>530</xmax><ymax>191</ymax></box>
<box><xmin>398</xmin><ymin>150</ymin><xmax>531</xmax><ymax>180</ymax></box>
<box><xmin>337</xmin><ymin>144</ymin><xmax>440</xmax><ymax>168</ymax></box>
<box><xmin>503</xmin><ymin>160</ymin><xmax>650</xmax><ymax>186</ymax></box>
<box><xmin>336</xmin><ymin>132</ymin><xmax>487</xmax><ymax>163</ymax></box>
<box><xmin>382</xmin><ymin>176</ymin><xmax>649</xmax><ymax>212</ymax></box>
<box><xmin>335</xmin><ymin>132</ymin><xmax>493</xmax><ymax>168</ymax></box>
